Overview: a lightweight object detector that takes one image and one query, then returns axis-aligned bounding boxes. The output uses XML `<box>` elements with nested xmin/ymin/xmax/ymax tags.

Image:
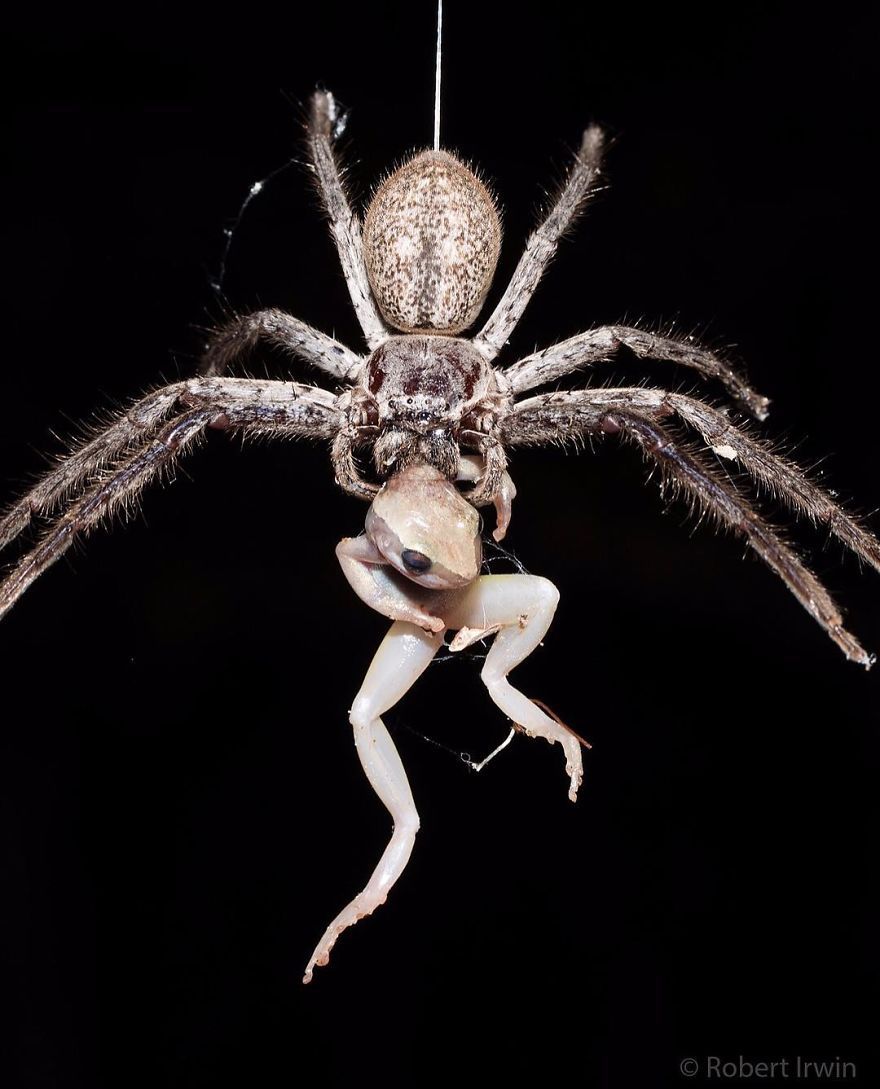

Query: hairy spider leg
<box><xmin>0</xmin><ymin>379</ymin><xmax>342</xmax><ymax>618</ymax></box>
<box><xmin>308</xmin><ymin>90</ymin><xmax>387</xmax><ymax>350</ymax></box>
<box><xmin>475</xmin><ymin>126</ymin><xmax>605</xmax><ymax>360</ymax></box>
<box><xmin>505</xmin><ymin>325</ymin><xmax>769</xmax><ymax>420</ymax></box>
<box><xmin>502</xmin><ymin>388</ymin><xmax>878</xmax><ymax>666</ymax></box>
<box><xmin>200</xmin><ymin>307</ymin><xmax>363</xmax><ymax>381</ymax></box>
<box><xmin>506</xmin><ymin>387</ymin><xmax>880</xmax><ymax>573</ymax></box>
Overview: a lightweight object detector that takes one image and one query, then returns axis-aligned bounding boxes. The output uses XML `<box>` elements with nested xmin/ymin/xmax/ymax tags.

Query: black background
<box><xmin>1</xmin><ymin>4</ymin><xmax>878</xmax><ymax>1087</ymax></box>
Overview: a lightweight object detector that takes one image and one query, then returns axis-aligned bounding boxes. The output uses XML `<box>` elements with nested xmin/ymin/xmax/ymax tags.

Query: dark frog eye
<box><xmin>401</xmin><ymin>549</ymin><xmax>432</xmax><ymax>574</ymax></box>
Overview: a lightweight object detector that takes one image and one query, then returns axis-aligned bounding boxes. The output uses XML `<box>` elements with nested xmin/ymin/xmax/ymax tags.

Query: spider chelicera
<box><xmin>1</xmin><ymin>88</ymin><xmax>878</xmax><ymax>980</ymax></box>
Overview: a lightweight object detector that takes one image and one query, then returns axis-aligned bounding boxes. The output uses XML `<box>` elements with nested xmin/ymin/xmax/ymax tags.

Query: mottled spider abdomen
<box><xmin>363</xmin><ymin>151</ymin><xmax>501</xmax><ymax>335</ymax></box>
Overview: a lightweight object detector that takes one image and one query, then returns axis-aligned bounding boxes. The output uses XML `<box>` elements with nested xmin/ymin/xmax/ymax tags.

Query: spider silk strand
<box><xmin>434</xmin><ymin>0</ymin><xmax>443</xmax><ymax>150</ymax></box>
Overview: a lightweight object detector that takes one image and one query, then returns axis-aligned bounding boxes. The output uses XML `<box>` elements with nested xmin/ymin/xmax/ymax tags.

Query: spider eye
<box><xmin>401</xmin><ymin>549</ymin><xmax>432</xmax><ymax>574</ymax></box>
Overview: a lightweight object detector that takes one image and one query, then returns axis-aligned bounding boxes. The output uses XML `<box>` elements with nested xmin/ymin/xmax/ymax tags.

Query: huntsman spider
<box><xmin>1</xmin><ymin>89</ymin><xmax>878</xmax><ymax>982</ymax></box>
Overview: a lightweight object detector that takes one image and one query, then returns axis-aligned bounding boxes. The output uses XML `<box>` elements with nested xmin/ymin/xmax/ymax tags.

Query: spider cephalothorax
<box><xmin>346</xmin><ymin>334</ymin><xmax>508</xmax><ymax>490</ymax></box>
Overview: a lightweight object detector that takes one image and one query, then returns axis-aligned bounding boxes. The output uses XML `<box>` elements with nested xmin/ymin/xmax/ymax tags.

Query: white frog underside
<box><xmin>303</xmin><ymin>460</ymin><xmax>585</xmax><ymax>983</ymax></box>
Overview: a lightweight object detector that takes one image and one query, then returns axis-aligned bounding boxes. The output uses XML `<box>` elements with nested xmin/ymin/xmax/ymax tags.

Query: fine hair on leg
<box><xmin>500</xmin><ymin>389</ymin><xmax>875</xmax><ymax>666</ymax></box>
<box><xmin>0</xmin><ymin>383</ymin><xmax>187</xmax><ymax>551</ymax></box>
<box><xmin>504</xmin><ymin>324</ymin><xmax>770</xmax><ymax>419</ymax></box>
<box><xmin>200</xmin><ymin>307</ymin><xmax>364</xmax><ymax>381</ymax></box>
<box><xmin>0</xmin><ymin>379</ymin><xmax>344</xmax><ymax>617</ymax></box>
<box><xmin>475</xmin><ymin>125</ymin><xmax>605</xmax><ymax>360</ymax></box>
<box><xmin>307</xmin><ymin>90</ymin><xmax>387</xmax><ymax>350</ymax></box>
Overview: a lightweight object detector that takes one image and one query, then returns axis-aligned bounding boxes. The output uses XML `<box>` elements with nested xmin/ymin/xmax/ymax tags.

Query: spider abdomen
<box><xmin>363</xmin><ymin>151</ymin><xmax>501</xmax><ymax>335</ymax></box>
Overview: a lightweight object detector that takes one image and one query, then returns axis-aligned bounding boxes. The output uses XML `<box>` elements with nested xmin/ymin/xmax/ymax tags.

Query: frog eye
<box><xmin>401</xmin><ymin>549</ymin><xmax>432</xmax><ymax>574</ymax></box>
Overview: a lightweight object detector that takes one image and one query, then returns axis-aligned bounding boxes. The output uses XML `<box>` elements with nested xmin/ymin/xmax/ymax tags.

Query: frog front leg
<box><xmin>336</xmin><ymin>535</ymin><xmax>445</xmax><ymax>632</ymax></box>
<box><xmin>445</xmin><ymin>574</ymin><xmax>585</xmax><ymax>802</ymax></box>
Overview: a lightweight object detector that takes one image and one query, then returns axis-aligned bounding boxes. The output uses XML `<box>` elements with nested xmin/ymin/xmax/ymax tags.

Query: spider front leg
<box><xmin>308</xmin><ymin>90</ymin><xmax>387</xmax><ymax>351</ymax></box>
<box><xmin>475</xmin><ymin>125</ymin><xmax>605</xmax><ymax>360</ymax></box>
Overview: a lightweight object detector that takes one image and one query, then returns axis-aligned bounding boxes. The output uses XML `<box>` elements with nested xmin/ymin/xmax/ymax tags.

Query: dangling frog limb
<box><xmin>305</xmin><ymin>463</ymin><xmax>583</xmax><ymax>982</ymax></box>
<box><xmin>302</xmin><ymin>620</ymin><xmax>440</xmax><ymax>985</ymax></box>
